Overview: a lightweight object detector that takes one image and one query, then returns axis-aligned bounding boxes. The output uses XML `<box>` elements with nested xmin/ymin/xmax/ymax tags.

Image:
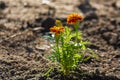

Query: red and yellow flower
<box><xmin>50</xmin><ymin>26</ymin><xmax>64</xmax><ymax>35</ymax></box>
<box><xmin>67</xmin><ymin>13</ymin><xmax>83</xmax><ymax>24</ymax></box>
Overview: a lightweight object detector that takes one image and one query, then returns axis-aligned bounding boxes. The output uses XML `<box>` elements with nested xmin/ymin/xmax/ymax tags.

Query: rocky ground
<box><xmin>0</xmin><ymin>0</ymin><xmax>120</xmax><ymax>80</ymax></box>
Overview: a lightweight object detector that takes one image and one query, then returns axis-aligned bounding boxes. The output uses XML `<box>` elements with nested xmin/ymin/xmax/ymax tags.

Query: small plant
<box><xmin>47</xmin><ymin>13</ymin><xmax>97</xmax><ymax>76</ymax></box>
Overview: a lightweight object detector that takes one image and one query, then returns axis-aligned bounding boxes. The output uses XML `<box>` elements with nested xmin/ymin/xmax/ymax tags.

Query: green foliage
<box><xmin>48</xmin><ymin>20</ymin><xmax>98</xmax><ymax>76</ymax></box>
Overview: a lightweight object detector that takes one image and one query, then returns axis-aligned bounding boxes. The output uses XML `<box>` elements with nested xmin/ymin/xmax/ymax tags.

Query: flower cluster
<box><xmin>67</xmin><ymin>13</ymin><xmax>83</xmax><ymax>24</ymax></box>
<box><xmin>50</xmin><ymin>26</ymin><xmax>64</xmax><ymax>35</ymax></box>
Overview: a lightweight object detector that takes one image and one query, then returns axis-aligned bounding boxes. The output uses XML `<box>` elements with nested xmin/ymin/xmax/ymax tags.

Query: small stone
<box><xmin>36</xmin><ymin>44</ymin><xmax>50</xmax><ymax>51</ymax></box>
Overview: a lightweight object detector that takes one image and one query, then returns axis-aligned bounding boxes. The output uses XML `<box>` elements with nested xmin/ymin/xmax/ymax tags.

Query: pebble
<box><xmin>36</xmin><ymin>44</ymin><xmax>50</xmax><ymax>51</ymax></box>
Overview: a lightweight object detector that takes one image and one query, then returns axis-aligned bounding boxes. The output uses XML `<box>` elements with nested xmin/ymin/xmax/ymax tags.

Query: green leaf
<box><xmin>84</xmin><ymin>56</ymin><xmax>90</xmax><ymax>61</ymax></box>
<box><xmin>41</xmin><ymin>35</ymin><xmax>54</xmax><ymax>41</ymax></box>
<box><xmin>44</xmin><ymin>68</ymin><xmax>53</xmax><ymax>77</ymax></box>
<box><xmin>74</xmin><ymin>54</ymin><xmax>82</xmax><ymax>59</ymax></box>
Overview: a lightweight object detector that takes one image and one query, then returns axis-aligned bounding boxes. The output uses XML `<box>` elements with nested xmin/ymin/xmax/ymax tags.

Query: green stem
<box><xmin>55</xmin><ymin>35</ymin><xmax>60</xmax><ymax>62</ymax></box>
<box><xmin>74</xmin><ymin>23</ymin><xmax>79</xmax><ymax>44</ymax></box>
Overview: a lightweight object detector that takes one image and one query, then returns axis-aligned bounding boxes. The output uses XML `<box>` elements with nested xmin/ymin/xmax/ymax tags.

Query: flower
<box><xmin>67</xmin><ymin>13</ymin><xmax>83</xmax><ymax>24</ymax></box>
<box><xmin>50</xmin><ymin>26</ymin><xmax>64</xmax><ymax>35</ymax></box>
<box><xmin>55</xmin><ymin>20</ymin><xmax>63</xmax><ymax>27</ymax></box>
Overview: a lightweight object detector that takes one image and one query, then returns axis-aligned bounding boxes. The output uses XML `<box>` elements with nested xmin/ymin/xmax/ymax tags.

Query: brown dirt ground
<box><xmin>0</xmin><ymin>0</ymin><xmax>120</xmax><ymax>80</ymax></box>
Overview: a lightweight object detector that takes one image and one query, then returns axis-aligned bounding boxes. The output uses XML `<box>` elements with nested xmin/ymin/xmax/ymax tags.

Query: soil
<box><xmin>0</xmin><ymin>0</ymin><xmax>120</xmax><ymax>80</ymax></box>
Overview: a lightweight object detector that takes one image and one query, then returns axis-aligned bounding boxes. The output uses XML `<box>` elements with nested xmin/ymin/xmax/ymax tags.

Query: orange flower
<box><xmin>67</xmin><ymin>13</ymin><xmax>83</xmax><ymax>24</ymax></box>
<box><xmin>50</xmin><ymin>26</ymin><xmax>64</xmax><ymax>35</ymax></box>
